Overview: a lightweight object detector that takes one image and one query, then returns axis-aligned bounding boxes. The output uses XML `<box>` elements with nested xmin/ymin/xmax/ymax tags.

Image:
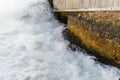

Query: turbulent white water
<box><xmin>0</xmin><ymin>0</ymin><xmax>120</xmax><ymax>80</ymax></box>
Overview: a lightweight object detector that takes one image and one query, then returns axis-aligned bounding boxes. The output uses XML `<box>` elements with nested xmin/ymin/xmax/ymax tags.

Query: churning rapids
<box><xmin>0</xmin><ymin>0</ymin><xmax>120</xmax><ymax>80</ymax></box>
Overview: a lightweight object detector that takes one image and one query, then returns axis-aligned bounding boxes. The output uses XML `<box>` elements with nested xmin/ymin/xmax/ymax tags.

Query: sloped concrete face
<box><xmin>68</xmin><ymin>12</ymin><xmax>120</xmax><ymax>67</ymax></box>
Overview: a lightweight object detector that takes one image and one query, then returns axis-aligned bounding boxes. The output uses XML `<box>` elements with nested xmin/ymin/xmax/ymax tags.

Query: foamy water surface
<box><xmin>0</xmin><ymin>0</ymin><xmax>119</xmax><ymax>80</ymax></box>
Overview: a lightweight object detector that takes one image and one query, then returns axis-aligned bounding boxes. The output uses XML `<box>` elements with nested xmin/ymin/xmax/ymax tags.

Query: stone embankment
<box><xmin>48</xmin><ymin>0</ymin><xmax>120</xmax><ymax>68</ymax></box>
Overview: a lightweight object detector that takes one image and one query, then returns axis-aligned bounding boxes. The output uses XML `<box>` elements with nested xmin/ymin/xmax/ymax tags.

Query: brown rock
<box><xmin>68</xmin><ymin>12</ymin><xmax>120</xmax><ymax>67</ymax></box>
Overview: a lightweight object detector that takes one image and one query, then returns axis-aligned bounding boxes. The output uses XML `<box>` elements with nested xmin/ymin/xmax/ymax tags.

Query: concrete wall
<box><xmin>48</xmin><ymin>0</ymin><xmax>120</xmax><ymax>68</ymax></box>
<box><xmin>53</xmin><ymin>0</ymin><xmax>120</xmax><ymax>11</ymax></box>
<box><xmin>68</xmin><ymin>12</ymin><xmax>120</xmax><ymax>67</ymax></box>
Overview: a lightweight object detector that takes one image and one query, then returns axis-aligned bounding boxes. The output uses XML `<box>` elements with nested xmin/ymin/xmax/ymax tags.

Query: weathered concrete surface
<box><xmin>48</xmin><ymin>0</ymin><xmax>120</xmax><ymax>68</ymax></box>
<box><xmin>68</xmin><ymin>12</ymin><xmax>120</xmax><ymax>67</ymax></box>
<box><xmin>53</xmin><ymin>0</ymin><xmax>120</xmax><ymax>11</ymax></box>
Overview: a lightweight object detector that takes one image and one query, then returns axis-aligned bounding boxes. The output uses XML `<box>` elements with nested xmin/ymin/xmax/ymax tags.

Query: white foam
<box><xmin>0</xmin><ymin>0</ymin><xmax>119</xmax><ymax>80</ymax></box>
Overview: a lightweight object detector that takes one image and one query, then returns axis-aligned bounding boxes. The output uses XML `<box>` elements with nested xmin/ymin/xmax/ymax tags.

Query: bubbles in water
<box><xmin>0</xmin><ymin>0</ymin><xmax>119</xmax><ymax>80</ymax></box>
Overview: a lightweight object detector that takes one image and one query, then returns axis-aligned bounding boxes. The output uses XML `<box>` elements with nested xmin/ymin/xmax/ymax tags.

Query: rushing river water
<box><xmin>0</xmin><ymin>0</ymin><xmax>120</xmax><ymax>80</ymax></box>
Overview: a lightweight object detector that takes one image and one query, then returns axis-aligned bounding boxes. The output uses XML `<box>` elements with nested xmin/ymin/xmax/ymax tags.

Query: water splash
<box><xmin>0</xmin><ymin>0</ymin><xmax>119</xmax><ymax>80</ymax></box>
